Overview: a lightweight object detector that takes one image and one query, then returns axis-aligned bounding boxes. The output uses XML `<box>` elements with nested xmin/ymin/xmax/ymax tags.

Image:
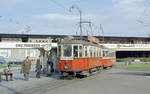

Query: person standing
<box><xmin>21</xmin><ymin>56</ymin><xmax>31</xmax><ymax>81</ymax></box>
<box><xmin>35</xmin><ymin>55</ymin><xmax>42</xmax><ymax>78</ymax></box>
<box><xmin>46</xmin><ymin>58</ymin><xmax>54</xmax><ymax>76</ymax></box>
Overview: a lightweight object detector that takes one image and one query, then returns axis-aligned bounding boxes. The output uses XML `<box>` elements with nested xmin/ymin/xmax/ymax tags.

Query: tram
<box><xmin>102</xmin><ymin>47</ymin><xmax>116</xmax><ymax>68</ymax></box>
<box><xmin>57</xmin><ymin>37</ymin><xmax>116</xmax><ymax>77</ymax></box>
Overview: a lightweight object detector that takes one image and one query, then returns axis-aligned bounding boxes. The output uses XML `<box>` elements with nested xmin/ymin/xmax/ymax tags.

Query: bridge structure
<box><xmin>104</xmin><ymin>44</ymin><xmax>150</xmax><ymax>51</ymax></box>
<box><xmin>103</xmin><ymin>44</ymin><xmax>150</xmax><ymax>58</ymax></box>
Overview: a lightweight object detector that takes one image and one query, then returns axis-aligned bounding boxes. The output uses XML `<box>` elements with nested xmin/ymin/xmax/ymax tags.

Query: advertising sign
<box><xmin>88</xmin><ymin>35</ymin><xmax>99</xmax><ymax>44</ymax></box>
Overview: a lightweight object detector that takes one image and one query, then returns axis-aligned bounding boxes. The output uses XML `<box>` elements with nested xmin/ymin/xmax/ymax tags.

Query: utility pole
<box><xmin>79</xmin><ymin>10</ymin><xmax>82</xmax><ymax>39</ymax></box>
<box><xmin>100</xmin><ymin>24</ymin><xmax>104</xmax><ymax>43</ymax></box>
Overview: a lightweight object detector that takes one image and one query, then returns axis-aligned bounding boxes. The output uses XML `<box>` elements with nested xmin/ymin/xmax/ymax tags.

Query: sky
<box><xmin>0</xmin><ymin>0</ymin><xmax>150</xmax><ymax>37</ymax></box>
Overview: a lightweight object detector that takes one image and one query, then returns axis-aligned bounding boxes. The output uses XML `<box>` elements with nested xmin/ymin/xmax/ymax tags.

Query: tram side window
<box><xmin>79</xmin><ymin>46</ymin><xmax>83</xmax><ymax>57</ymax></box>
<box><xmin>85</xmin><ymin>47</ymin><xmax>88</xmax><ymax>57</ymax></box>
<box><xmin>95</xmin><ymin>48</ymin><xmax>98</xmax><ymax>57</ymax></box>
<box><xmin>99</xmin><ymin>49</ymin><xmax>101</xmax><ymax>57</ymax></box>
<box><xmin>73</xmin><ymin>46</ymin><xmax>78</xmax><ymax>57</ymax></box>
<box><xmin>63</xmin><ymin>45</ymin><xmax>72</xmax><ymax>57</ymax></box>
<box><xmin>90</xmin><ymin>47</ymin><xmax>92</xmax><ymax>57</ymax></box>
<box><xmin>113</xmin><ymin>52</ymin><xmax>116</xmax><ymax>57</ymax></box>
<box><xmin>94</xmin><ymin>48</ymin><xmax>96</xmax><ymax>57</ymax></box>
<box><xmin>110</xmin><ymin>51</ymin><xmax>116</xmax><ymax>57</ymax></box>
<box><xmin>103</xmin><ymin>51</ymin><xmax>108</xmax><ymax>57</ymax></box>
<box><xmin>97</xmin><ymin>48</ymin><xmax>99</xmax><ymax>57</ymax></box>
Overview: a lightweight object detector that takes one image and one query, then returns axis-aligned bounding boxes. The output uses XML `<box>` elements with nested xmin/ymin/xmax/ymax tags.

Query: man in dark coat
<box><xmin>21</xmin><ymin>56</ymin><xmax>31</xmax><ymax>80</ymax></box>
<box><xmin>35</xmin><ymin>55</ymin><xmax>42</xmax><ymax>78</ymax></box>
<box><xmin>46</xmin><ymin>58</ymin><xmax>54</xmax><ymax>76</ymax></box>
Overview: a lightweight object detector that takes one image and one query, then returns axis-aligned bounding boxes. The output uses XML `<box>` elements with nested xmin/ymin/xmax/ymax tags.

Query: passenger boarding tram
<box><xmin>57</xmin><ymin>37</ymin><xmax>116</xmax><ymax>77</ymax></box>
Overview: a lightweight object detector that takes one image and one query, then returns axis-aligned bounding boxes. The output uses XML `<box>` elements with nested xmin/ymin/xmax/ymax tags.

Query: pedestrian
<box><xmin>3</xmin><ymin>64</ymin><xmax>13</xmax><ymax>81</ymax></box>
<box><xmin>21</xmin><ymin>56</ymin><xmax>31</xmax><ymax>81</ymax></box>
<box><xmin>46</xmin><ymin>58</ymin><xmax>54</xmax><ymax>76</ymax></box>
<box><xmin>35</xmin><ymin>55</ymin><xmax>42</xmax><ymax>78</ymax></box>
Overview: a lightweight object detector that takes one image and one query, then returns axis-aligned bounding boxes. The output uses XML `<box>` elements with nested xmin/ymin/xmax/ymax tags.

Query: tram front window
<box><xmin>63</xmin><ymin>45</ymin><xmax>72</xmax><ymax>57</ymax></box>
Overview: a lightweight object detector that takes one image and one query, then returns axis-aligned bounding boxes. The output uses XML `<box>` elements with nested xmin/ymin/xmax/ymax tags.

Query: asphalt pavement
<box><xmin>0</xmin><ymin>66</ymin><xmax>150</xmax><ymax>94</ymax></box>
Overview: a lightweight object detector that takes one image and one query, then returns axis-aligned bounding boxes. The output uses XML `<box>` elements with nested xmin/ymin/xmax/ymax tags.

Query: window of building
<box><xmin>26</xmin><ymin>49</ymin><xmax>36</xmax><ymax>57</ymax></box>
<box><xmin>0</xmin><ymin>50</ymin><xmax>11</xmax><ymax>58</ymax></box>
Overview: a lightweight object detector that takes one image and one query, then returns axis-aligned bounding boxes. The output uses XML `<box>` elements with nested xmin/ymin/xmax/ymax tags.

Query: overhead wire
<box><xmin>49</xmin><ymin>0</ymin><xmax>70</xmax><ymax>12</ymax></box>
<box><xmin>139</xmin><ymin>2</ymin><xmax>150</xmax><ymax>20</ymax></box>
<box><xmin>138</xmin><ymin>1</ymin><xmax>150</xmax><ymax>25</ymax></box>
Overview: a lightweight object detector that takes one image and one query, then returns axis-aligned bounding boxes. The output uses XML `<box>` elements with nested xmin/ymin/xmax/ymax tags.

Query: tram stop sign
<box><xmin>44</xmin><ymin>44</ymin><xmax>51</xmax><ymax>51</ymax></box>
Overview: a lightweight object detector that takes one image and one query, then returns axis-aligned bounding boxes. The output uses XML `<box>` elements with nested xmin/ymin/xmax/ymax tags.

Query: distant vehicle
<box><xmin>0</xmin><ymin>56</ymin><xmax>6</xmax><ymax>64</ymax></box>
<box><xmin>7</xmin><ymin>58</ymin><xmax>24</xmax><ymax>65</ymax></box>
<box><xmin>8</xmin><ymin>60</ymin><xmax>23</xmax><ymax>65</ymax></box>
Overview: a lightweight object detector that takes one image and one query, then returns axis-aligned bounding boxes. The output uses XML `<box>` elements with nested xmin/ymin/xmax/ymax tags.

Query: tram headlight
<box><xmin>64</xmin><ymin>65</ymin><xmax>69</xmax><ymax>69</ymax></box>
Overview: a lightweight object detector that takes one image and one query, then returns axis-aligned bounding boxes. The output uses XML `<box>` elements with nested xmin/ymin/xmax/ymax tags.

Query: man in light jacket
<box><xmin>21</xmin><ymin>56</ymin><xmax>31</xmax><ymax>81</ymax></box>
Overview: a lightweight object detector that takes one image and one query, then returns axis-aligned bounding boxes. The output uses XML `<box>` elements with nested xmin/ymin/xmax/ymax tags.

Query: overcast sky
<box><xmin>0</xmin><ymin>0</ymin><xmax>150</xmax><ymax>37</ymax></box>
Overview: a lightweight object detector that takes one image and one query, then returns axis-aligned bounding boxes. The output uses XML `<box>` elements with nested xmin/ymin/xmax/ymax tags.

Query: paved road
<box><xmin>0</xmin><ymin>67</ymin><xmax>150</xmax><ymax>94</ymax></box>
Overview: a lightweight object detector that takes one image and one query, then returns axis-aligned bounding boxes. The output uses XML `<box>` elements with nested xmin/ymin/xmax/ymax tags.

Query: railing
<box><xmin>0</xmin><ymin>65</ymin><xmax>36</xmax><ymax>81</ymax></box>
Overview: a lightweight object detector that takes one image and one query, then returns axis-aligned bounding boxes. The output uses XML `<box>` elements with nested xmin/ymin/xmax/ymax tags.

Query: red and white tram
<box><xmin>57</xmin><ymin>37</ymin><xmax>116</xmax><ymax>77</ymax></box>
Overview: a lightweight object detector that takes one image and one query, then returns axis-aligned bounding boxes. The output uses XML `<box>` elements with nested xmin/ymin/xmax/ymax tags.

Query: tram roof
<box><xmin>59</xmin><ymin>37</ymin><xmax>102</xmax><ymax>47</ymax></box>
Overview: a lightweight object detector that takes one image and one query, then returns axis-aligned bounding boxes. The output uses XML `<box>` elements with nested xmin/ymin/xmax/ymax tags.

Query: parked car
<box><xmin>0</xmin><ymin>56</ymin><xmax>6</xmax><ymax>64</ymax></box>
<box><xmin>8</xmin><ymin>60</ymin><xmax>24</xmax><ymax>65</ymax></box>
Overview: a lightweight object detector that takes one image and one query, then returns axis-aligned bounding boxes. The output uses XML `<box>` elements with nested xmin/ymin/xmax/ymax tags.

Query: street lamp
<box><xmin>69</xmin><ymin>5</ymin><xmax>82</xmax><ymax>39</ymax></box>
